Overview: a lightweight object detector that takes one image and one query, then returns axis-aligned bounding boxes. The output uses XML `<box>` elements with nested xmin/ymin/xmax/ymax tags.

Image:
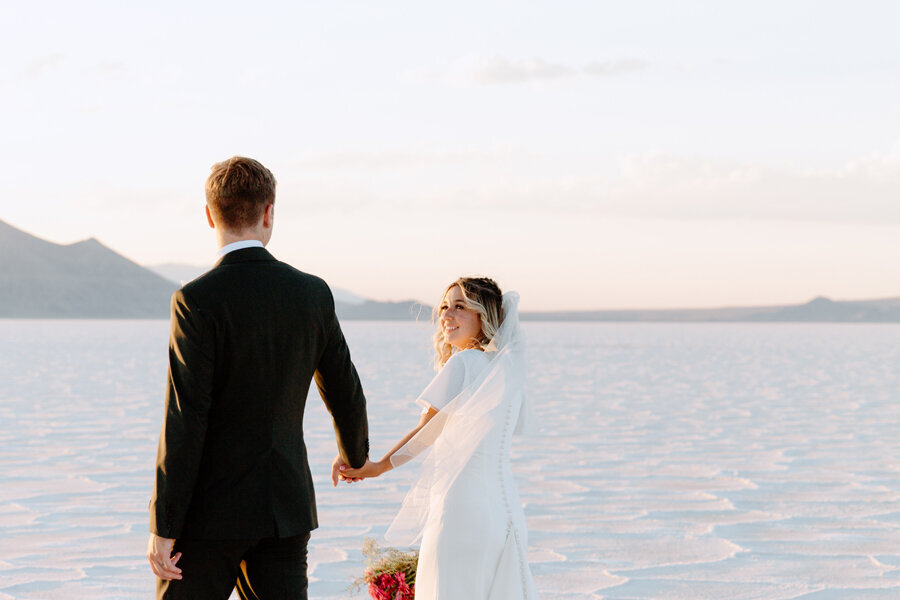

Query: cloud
<box><xmin>609</xmin><ymin>152</ymin><xmax>900</xmax><ymax>223</ymax></box>
<box><xmin>23</xmin><ymin>54</ymin><xmax>65</xmax><ymax>80</ymax></box>
<box><xmin>295</xmin><ymin>150</ymin><xmax>900</xmax><ymax>225</ymax></box>
<box><xmin>891</xmin><ymin>138</ymin><xmax>900</xmax><ymax>156</ymax></box>
<box><xmin>466</xmin><ymin>56</ymin><xmax>574</xmax><ymax>84</ymax></box>
<box><xmin>584</xmin><ymin>58</ymin><xmax>648</xmax><ymax>76</ymax></box>
<box><xmin>92</xmin><ymin>61</ymin><xmax>126</xmax><ymax>78</ymax></box>
<box><xmin>448</xmin><ymin>55</ymin><xmax>648</xmax><ymax>85</ymax></box>
<box><xmin>463</xmin><ymin>152</ymin><xmax>900</xmax><ymax>224</ymax></box>
<box><xmin>290</xmin><ymin>149</ymin><xmax>511</xmax><ymax>171</ymax></box>
<box><xmin>141</xmin><ymin>149</ymin><xmax>900</xmax><ymax>225</ymax></box>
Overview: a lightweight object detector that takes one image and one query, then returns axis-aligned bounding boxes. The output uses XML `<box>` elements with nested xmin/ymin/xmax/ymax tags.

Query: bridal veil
<box><xmin>385</xmin><ymin>292</ymin><xmax>536</xmax><ymax>545</ymax></box>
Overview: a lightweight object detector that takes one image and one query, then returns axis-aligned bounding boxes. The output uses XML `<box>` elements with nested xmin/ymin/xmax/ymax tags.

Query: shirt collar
<box><xmin>216</xmin><ymin>239</ymin><xmax>265</xmax><ymax>258</ymax></box>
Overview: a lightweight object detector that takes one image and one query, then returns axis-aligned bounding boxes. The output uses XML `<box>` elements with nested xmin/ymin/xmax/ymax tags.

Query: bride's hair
<box><xmin>432</xmin><ymin>277</ymin><xmax>504</xmax><ymax>369</ymax></box>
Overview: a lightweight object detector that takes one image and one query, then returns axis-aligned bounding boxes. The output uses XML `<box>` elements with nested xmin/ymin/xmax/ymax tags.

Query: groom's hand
<box><xmin>147</xmin><ymin>534</ymin><xmax>183</xmax><ymax>581</ymax></box>
<box><xmin>332</xmin><ymin>454</ymin><xmax>364</xmax><ymax>486</ymax></box>
<box><xmin>341</xmin><ymin>458</ymin><xmax>389</xmax><ymax>480</ymax></box>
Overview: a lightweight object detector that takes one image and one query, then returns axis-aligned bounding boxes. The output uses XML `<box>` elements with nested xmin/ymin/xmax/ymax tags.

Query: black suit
<box><xmin>149</xmin><ymin>246</ymin><xmax>368</xmax><ymax>598</ymax></box>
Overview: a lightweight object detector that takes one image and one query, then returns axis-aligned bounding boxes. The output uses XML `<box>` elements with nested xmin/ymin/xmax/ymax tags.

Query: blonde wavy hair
<box><xmin>432</xmin><ymin>277</ymin><xmax>504</xmax><ymax>369</ymax></box>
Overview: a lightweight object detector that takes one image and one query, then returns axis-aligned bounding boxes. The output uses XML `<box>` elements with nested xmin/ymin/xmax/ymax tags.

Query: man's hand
<box><xmin>147</xmin><ymin>534</ymin><xmax>183</xmax><ymax>581</ymax></box>
<box><xmin>341</xmin><ymin>458</ymin><xmax>389</xmax><ymax>480</ymax></box>
<box><xmin>332</xmin><ymin>454</ymin><xmax>365</xmax><ymax>486</ymax></box>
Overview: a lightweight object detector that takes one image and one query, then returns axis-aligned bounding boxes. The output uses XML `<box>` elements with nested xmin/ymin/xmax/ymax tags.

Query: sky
<box><xmin>2</xmin><ymin>1</ymin><xmax>899</xmax><ymax>311</ymax></box>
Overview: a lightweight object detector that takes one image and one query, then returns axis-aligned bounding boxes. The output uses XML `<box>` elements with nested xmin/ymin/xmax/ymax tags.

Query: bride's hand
<box><xmin>332</xmin><ymin>454</ymin><xmax>364</xmax><ymax>486</ymax></box>
<box><xmin>341</xmin><ymin>458</ymin><xmax>389</xmax><ymax>480</ymax></box>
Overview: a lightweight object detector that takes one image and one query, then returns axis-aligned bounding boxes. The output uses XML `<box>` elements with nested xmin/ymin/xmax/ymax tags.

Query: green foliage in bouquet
<box><xmin>351</xmin><ymin>537</ymin><xmax>419</xmax><ymax>597</ymax></box>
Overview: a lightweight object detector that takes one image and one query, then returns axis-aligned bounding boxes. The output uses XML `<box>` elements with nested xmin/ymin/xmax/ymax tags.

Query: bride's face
<box><xmin>439</xmin><ymin>285</ymin><xmax>482</xmax><ymax>351</ymax></box>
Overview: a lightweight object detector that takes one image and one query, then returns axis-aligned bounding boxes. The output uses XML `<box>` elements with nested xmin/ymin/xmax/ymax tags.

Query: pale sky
<box><xmin>2</xmin><ymin>1</ymin><xmax>899</xmax><ymax>311</ymax></box>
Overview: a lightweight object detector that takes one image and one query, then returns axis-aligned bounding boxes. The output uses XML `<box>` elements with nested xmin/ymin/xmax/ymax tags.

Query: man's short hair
<box><xmin>205</xmin><ymin>156</ymin><xmax>277</xmax><ymax>231</ymax></box>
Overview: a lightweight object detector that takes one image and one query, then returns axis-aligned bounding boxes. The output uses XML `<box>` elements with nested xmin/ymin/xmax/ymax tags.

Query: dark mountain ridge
<box><xmin>2</xmin><ymin>219</ymin><xmax>898</xmax><ymax>321</ymax></box>
<box><xmin>0</xmin><ymin>220</ymin><xmax>425</xmax><ymax>320</ymax></box>
<box><xmin>0</xmin><ymin>219</ymin><xmax>176</xmax><ymax>318</ymax></box>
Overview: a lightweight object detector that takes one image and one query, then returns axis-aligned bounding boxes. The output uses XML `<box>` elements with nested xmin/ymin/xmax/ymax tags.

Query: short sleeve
<box><xmin>416</xmin><ymin>352</ymin><xmax>469</xmax><ymax>412</ymax></box>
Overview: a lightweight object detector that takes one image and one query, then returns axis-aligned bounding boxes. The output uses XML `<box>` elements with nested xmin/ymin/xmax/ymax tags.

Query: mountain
<box><xmin>147</xmin><ymin>263</ymin><xmax>211</xmax><ymax>287</ymax></box>
<box><xmin>330</xmin><ymin>288</ymin><xmax>368</xmax><ymax>306</ymax></box>
<box><xmin>0</xmin><ymin>219</ymin><xmax>176</xmax><ymax>318</ymax></box>
<box><xmin>521</xmin><ymin>306</ymin><xmax>772</xmax><ymax>322</ymax></box>
<box><xmin>149</xmin><ymin>262</ymin><xmax>424</xmax><ymax>320</ymax></box>
<box><xmin>149</xmin><ymin>263</ymin><xmax>378</xmax><ymax>312</ymax></box>
<box><xmin>3</xmin><ymin>220</ymin><xmax>899</xmax><ymax>321</ymax></box>
<box><xmin>521</xmin><ymin>296</ymin><xmax>900</xmax><ymax>322</ymax></box>
<box><xmin>335</xmin><ymin>300</ymin><xmax>430</xmax><ymax>321</ymax></box>
<box><xmin>0</xmin><ymin>222</ymin><xmax>413</xmax><ymax>319</ymax></box>
<box><xmin>748</xmin><ymin>296</ymin><xmax>900</xmax><ymax>322</ymax></box>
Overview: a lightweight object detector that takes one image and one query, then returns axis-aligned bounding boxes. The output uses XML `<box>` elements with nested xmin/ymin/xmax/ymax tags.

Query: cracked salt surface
<box><xmin>1</xmin><ymin>320</ymin><xmax>899</xmax><ymax>599</ymax></box>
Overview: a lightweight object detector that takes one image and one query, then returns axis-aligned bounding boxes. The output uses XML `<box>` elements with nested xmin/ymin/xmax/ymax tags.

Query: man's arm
<box><xmin>149</xmin><ymin>289</ymin><xmax>215</xmax><ymax>539</ymax></box>
<box><xmin>315</xmin><ymin>294</ymin><xmax>369</xmax><ymax>469</ymax></box>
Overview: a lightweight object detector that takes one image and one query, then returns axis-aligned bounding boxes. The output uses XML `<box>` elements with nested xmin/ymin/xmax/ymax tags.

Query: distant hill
<box><xmin>748</xmin><ymin>296</ymin><xmax>900</xmax><ymax>322</ymax></box>
<box><xmin>335</xmin><ymin>300</ymin><xmax>430</xmax><ymax>321</ymax></box>
<box><xmin>0</xmin><ymin>221</ymin><xmax>423</xmax><ymax>319</ymax></box>
<box><xmin>3</xmin><ymin>220</ymin><xmax>899</xmax><ymax>321</ymax></box>
<box><xmin>147</xmin><ymin>263</ymin><xmax>211</xmax><ymax>287</ymax></box>
<box><xmin>148</xmin><ymin>263</ymin><xmax>403</xmax><ymax>318</ymax></box>
<box><xmin>0</xmin><ymin>219</ymin><xmax>176</xmax><ymax>318</ymax></box>
<box><xmin>522</xmin><ymin>296</ymin><xmax>900</xmax><ymax>322</ymax></box>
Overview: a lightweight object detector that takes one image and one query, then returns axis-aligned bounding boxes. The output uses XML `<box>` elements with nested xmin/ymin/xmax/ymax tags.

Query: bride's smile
<box><xmin>439</xmin><ymin>286</ymin><xmax>482</xmax><ymax>350</ymax></box>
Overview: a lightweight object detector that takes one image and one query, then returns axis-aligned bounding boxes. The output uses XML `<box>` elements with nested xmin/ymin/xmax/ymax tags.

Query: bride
<box><xmin>337</xmin><ymin>277</ymin><xmax>539</xmax><ymax>599</ymax></box>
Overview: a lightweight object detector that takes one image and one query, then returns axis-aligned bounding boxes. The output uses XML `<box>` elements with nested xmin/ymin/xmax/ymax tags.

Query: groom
<box><xmin>148</xmin><ymin>156</ymin><xmax>369</xmax><ymax>599</ymax></box>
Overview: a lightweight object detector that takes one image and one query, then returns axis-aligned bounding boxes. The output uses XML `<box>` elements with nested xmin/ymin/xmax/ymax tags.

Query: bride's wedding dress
<box><xmin>386</xmin><ymin>293</ymin><xmax>539</xmax><ymax>599</ymax></box>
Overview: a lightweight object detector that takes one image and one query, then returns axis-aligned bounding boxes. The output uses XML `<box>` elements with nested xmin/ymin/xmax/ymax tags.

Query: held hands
<box><xmin>331</xmin><ymin>455</ymin><xmax>390</xmax><ymax>486</ymax></box>
<box><xmin>341</xmin><ymin>458</ymin><xmax>390</xmax><ymax>480</ymax></box>
<box><xmin>332</xmin><ymin>454</ymin><xmax>365</xmax><ymax>486</ymax></box>
<box><xmin>147</xmin><ymin>534</ymin><xmax>182</xmax><ymax>581</ymax></box>
<box><xmin>332</xmin><ymin>408</ymin><xmax>430</xmax><ymax>486</ymax></box>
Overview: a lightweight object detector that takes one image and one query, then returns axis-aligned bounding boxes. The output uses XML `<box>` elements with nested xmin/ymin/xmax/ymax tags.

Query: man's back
<box><xmin>147</xmin><ymin>156</ymin><xmax>368</xmax><ymax>599</ymax></box>
<box><xmin>150</xmin><ymin>246</ymin><xmax>368</xmax><ymax>540</ymax></box>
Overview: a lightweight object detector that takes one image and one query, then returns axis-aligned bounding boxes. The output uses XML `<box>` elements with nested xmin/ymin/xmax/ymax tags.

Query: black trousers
<box><xmin>156</xmin><ymin>533</ymin><xmax>311</xmax><ymax>600</ymax></box>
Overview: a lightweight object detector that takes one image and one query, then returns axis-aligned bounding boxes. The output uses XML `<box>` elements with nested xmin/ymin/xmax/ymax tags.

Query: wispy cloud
<box><xmin>285</xmin><ymin>151</ymin><xmax>900</xmax><ymax>224</ymax></box>
<box><xmin>23</xmin><ymin>54</ymin><xmax>65</xmax><ymax>80</ymax></box>
<box><xmin>610</xmin><ymin>152</ymin><xmax>900</xmax><ymax>223</ymax></box>
<box><xmin>467</xmin><ymin>56</ymin><xmax>574</xmax><ymax>84</ymax></box>
<box><xmin>290</xmin><ymin>149</ymin><xmax>510</xmax><ymax>171</ymax></box>
<box><xmin>91</xmin><ymin>61</ymin><xmax>126</xmax><ymax>78</ymax></box>
<box><xmin>447</xmin><ymin>55</ymin><xmax>648</xmax><ymax>85</ymax></box>
<box><xmin>584</xmin><ymin>58</ymin><xmax>648</xmax><ymax>76</ymax></box>
<box><xmin>468</xmin><ymin>152</ymin><xmax>900</xmax><ymax>224</ymax></box>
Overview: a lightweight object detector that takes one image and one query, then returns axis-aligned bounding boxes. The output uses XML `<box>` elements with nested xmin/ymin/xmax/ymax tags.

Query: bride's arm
<box><xmin>334</xmin><ymin>352</ymin><xmax>469</xmax><ymax>485</ymax></box>
<box><xmin>334</xmin><ymin>407</ymin><xmax>439</xmax><ymax>483</ymax></box>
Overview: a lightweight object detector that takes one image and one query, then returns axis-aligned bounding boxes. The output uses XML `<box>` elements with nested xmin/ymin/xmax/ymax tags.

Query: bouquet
<box><xmin>352</xmin><ymin>537</ymin><xmax>418</xmax><ymax>600</ymax></box>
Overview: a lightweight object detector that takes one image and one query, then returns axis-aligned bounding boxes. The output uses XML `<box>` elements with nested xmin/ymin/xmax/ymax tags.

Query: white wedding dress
<box><xmin>385</xmin><ymin>293</ymin><xmax>539</xmax><ymax>600</ymax></box>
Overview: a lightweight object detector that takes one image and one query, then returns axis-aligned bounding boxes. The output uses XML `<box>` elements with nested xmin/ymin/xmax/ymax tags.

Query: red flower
<box><xmin>368</xmin><ymin>571</ymin><xmax>414</xmax><ymax>600</ymax></box>
<box><xmin>368</xmin><ymin>580</ymin><xmax>389</xmax><ymax>600</ymax></box>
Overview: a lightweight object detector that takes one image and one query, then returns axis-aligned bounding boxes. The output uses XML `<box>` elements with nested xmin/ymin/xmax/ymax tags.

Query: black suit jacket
<box><xmin>149</xmin><ymin>247</ymin><xmax>368</xmax><ymax>540</ymax></box>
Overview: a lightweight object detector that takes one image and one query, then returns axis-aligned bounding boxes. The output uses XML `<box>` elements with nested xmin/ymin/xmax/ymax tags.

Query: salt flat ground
<box><xmin>0</xmin><ymin>320</ymin><xmax>898</xmax><ymax>599</ymax></box>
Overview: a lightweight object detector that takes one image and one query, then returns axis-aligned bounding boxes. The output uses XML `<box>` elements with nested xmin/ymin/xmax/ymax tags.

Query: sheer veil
<box><xmin>385</xmin><ymin>292</ymin><xmax>536</xmax><ymax>545</ymax></box>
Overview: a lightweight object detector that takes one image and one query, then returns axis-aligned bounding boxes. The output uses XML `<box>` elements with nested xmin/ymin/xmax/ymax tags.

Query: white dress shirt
<box><xmin>217</xmin><ymin>239</ymin><xmax>264</xmax><ymax>258</ymax></box>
